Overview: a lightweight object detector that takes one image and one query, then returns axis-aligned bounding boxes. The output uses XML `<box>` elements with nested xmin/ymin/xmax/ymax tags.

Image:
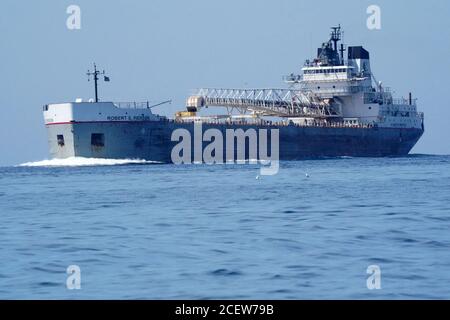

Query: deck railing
<box><xmin>113</xmin><ymin>101</ymin><xmax>151</xmax><ymax>109</ymax></box>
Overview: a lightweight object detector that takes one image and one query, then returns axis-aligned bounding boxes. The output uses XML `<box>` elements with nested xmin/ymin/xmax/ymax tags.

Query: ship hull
<box><xmin>45</xmin><ymin>121</ymin><xmax>424</xmax><ymax>162</ymax></box>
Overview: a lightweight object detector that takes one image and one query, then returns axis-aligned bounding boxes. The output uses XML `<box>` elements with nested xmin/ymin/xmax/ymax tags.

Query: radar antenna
<box><xmin>87</xmin><ymin>63</ymin><xmax>110</xmax><ymax>102</ymax></box>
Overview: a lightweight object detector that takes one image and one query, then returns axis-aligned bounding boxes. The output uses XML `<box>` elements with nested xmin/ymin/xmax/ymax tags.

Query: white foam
<box><xmin>18</xmin><ymin>157</ymin><xmax>159</xmax><ymax>167</ymax></box>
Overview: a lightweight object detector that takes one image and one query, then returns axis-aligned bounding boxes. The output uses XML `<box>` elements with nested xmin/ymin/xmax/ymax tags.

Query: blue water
<box><xmin>1</xmin><ymin>155</ymin><xmax>450</xmax><ymax>299</ymax></box>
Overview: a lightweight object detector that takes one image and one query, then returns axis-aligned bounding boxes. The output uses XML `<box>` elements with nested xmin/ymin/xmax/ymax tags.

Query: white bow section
<box><xmin>43</xmin><ymin>102</ymin><xmax>160</xmax><ymax>125</ymax></box>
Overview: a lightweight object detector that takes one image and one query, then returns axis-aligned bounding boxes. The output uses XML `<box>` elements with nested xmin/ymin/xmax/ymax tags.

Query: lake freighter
<box><xmin>43</xmin><ymin>26</ymin><xmax>424</xmax><ymax>162</ymax></box>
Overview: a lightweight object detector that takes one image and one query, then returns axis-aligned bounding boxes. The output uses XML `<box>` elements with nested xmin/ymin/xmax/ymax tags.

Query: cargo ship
<box><xmin>43</xmin><ymin>26</ymin><xmax>424</xmax><ymax>162</ymax></box>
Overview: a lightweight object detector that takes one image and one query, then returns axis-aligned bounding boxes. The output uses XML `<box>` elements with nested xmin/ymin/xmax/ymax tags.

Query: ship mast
<box><xmin>330</xmin><ymin>25</ymin><xmax>345</xmax><ymax>65</ymax></box>
<box><xmin>87</xmin><ymin>63</ymin><xmax>110</xmax><ymax>102</ymax></box>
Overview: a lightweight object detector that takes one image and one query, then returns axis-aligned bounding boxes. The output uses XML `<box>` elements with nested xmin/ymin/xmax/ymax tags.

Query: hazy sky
<box><xmin>1</xmin><ymin>0</ymin><xmax>449</xmax><ymax>165</ymax></box>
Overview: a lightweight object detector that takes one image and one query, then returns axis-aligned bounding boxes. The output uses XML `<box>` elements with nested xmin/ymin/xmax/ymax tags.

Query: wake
<box><xmin>18</xmin><ymin>157</ymin><xmax>159</xmax><ymax>167</ymax></box>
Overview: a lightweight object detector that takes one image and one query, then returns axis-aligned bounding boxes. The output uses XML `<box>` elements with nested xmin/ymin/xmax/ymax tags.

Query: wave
<box><xmin>18</xmin><ymin>157</ymin><xmax>160</xmax><ymax>167</ymax></box>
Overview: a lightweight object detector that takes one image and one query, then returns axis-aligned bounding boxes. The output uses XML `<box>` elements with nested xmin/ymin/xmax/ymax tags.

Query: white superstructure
<box><xmin>285</xmin><ymin>26</ymin><xmax>424</xmax><ymax>129</ymax></box>
<box><xmin>43</xmin><ymin>101</ymin><xmax>162</xmax><ymax>125</ymax></box>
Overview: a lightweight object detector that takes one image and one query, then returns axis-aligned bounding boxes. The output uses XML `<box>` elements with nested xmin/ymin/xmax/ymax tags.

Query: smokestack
<box><xmin>409</xmin><ymin>92</ymin><xmax>412</xmax><ymax>105</ymax></box>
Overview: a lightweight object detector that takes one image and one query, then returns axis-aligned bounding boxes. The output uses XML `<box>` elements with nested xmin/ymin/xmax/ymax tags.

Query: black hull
<box><xmin>46</xmin><ymin>121</ymin><xmax>424</xmax><ymax>162</ymax></box>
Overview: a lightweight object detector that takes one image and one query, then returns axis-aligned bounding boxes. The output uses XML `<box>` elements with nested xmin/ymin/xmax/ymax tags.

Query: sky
<box><xmin>0</xmin><ymin>0</ymin><xmax>449</xmax><ymax>166</ymax></box>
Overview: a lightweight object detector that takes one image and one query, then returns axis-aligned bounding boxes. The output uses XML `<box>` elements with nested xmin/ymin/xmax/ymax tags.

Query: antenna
<box><xmin>340</xmin><ymin>29</ymin><xmax>346</xmax><ymax>65</ymax></box>
<box><xmin>87</xmin><ymin>63</ymin><xmax>110</xmax><ymax>102</ymax></box>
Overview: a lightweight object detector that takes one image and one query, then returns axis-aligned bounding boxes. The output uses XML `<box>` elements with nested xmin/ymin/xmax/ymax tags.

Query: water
<box><xmin>1</xmin><ymin>155</ymin><xmax>450</xmax><ymax>299</ymax></box>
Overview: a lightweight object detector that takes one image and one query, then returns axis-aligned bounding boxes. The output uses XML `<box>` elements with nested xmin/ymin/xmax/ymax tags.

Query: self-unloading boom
<box><xmin>186</xmin><ymin>88</ymin><xmax>341</xmax><ymax>118</ymax></box>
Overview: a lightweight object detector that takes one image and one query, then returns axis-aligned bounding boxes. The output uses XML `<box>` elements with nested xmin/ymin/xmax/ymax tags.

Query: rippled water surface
<box><xmin>1</xmin><ymin>155</ymin><xmax>450</xmax><ymax>299</ymax></box>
